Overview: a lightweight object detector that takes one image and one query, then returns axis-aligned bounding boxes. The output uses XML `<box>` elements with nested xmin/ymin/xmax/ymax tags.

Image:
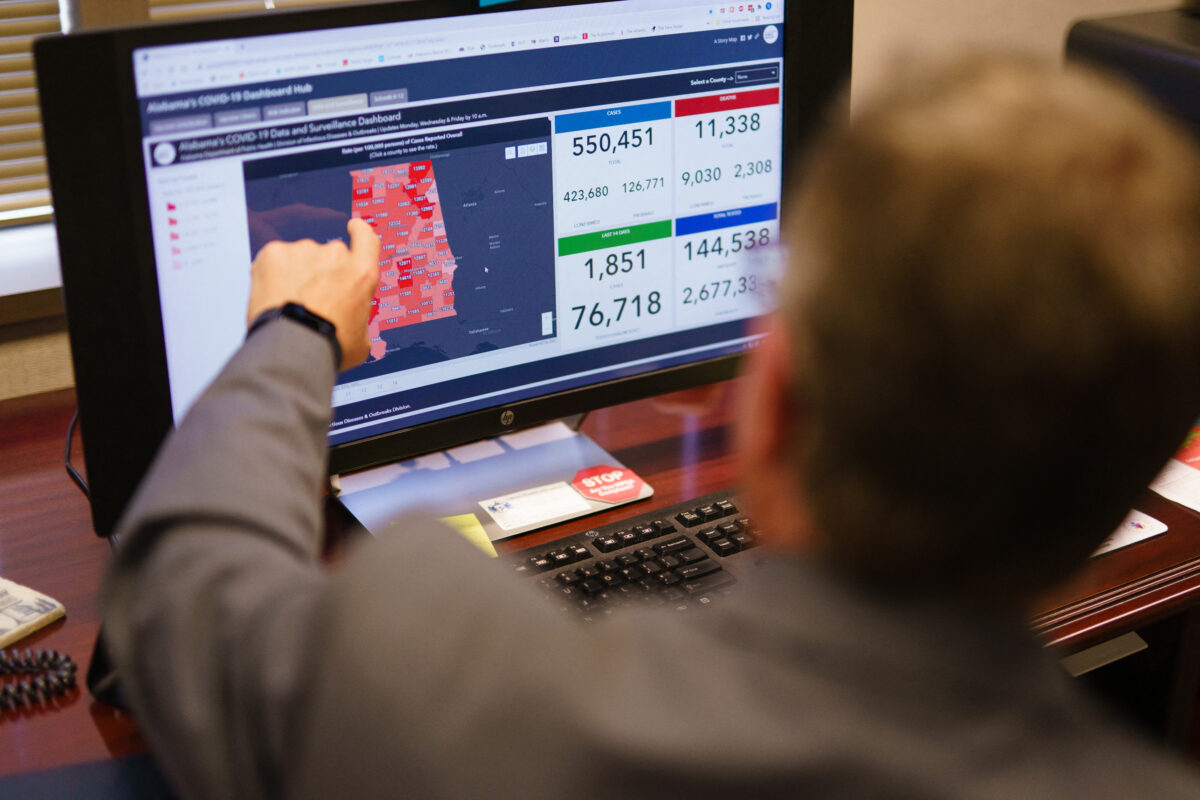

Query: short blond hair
<box><xmin>784</xmin><ymin>56</ymin><xmax>1200</xmax><ymax>603</ymax></box>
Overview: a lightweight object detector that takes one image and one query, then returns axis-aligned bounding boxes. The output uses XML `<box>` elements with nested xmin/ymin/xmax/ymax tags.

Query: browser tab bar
<box><xmin>134</xmin><ymin>1</ymin><xmax>772</xmax><ymax>96</ymax></box>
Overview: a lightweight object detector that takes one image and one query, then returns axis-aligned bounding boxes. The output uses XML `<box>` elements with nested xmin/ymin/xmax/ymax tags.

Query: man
<box><xmin>103</xmin><ymin>56</ymin><xmax>1200</xmax><ymax>798</ymax></box>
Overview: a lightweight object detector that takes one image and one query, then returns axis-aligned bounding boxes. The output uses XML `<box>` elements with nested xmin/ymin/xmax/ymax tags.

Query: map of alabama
<box><xmin>350</xmin><ymin>159</ymin><xmax>458</xmax><ymax>362</ymax></box>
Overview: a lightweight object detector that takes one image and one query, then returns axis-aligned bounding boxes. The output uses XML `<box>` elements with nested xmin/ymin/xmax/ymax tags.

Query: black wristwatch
<box><xmin>247</xmin><ymin>302</ymin><xmax>342</xmax><ymax>368</ymax></box>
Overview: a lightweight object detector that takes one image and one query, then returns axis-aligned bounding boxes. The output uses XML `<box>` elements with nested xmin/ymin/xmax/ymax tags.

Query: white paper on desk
<box><xmin>1149</xmin><ymin>424</ymin><xmax>1200</xmax><ymax>513</ymax></box>
<box><xmin>1093</xmin><ymin>510</ymin><xmax>1167</xmax><ymax>557</ymax></box>
<box><xmin>479</xmin><ymin>481</ymin><xmax>592</xmax><ymax>531</ymax></box>
<box><xmin>0</xmin><ymin>576</ymin><xmax>65</xmax><ymax>648</ymax></box>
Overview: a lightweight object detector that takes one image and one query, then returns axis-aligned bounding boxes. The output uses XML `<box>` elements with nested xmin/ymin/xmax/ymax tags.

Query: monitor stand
<box><xmin>335</xmin><ymin>418</ymin><xmax>653</xmax><ymax>545</ymax></box>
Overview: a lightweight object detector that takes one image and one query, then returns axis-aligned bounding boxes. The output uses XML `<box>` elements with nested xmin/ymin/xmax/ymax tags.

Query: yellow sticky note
<box><xmin>439</xmin><ymin>513</ymin><xmax>497</xmax><ymax>557</ymax></box>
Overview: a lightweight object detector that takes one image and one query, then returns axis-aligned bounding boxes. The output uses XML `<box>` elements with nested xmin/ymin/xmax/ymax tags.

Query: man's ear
<box><xmin>736</xmin><ymin>316</ymin><xmax>818</xmax><ymax>553</ymax></box>
<box><xmin>737</xmin><ymin>316</ymin><xmax>799</xmax><ymax>470</ymax></box>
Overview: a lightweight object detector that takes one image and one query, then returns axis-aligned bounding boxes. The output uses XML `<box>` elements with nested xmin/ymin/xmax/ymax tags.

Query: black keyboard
<box><xmin>509</xmin><ymin>489</ymin><xmax>759</xmax><ymax>622</ymax></box>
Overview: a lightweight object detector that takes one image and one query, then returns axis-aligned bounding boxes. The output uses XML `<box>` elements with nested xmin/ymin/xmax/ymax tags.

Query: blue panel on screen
<box><xmin>675</xmin><ymin>203</ymin><xmax>778</xmax><ymax>235</ymax></box>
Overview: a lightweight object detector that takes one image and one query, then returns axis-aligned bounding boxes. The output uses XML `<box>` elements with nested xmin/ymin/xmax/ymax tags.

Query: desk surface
<box><xmin>3</xmin><ymin>384</ymin><xmax>1200</xmax><ymax>777</ymax></box>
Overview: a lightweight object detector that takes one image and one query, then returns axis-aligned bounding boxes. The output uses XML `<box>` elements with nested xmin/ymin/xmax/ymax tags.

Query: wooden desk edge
<box><xmin>1035</xmin><ymin>554</ymin><xmax>1200</xmax><ymax>650</ymax></box>
<box><xmin>6</xmin><ymin>385</ymin><xmax>1200</xmax><ymax>775</ymax></box>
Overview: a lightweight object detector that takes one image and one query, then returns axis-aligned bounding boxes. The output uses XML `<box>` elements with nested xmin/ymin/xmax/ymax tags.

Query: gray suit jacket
<box><xmin>103</xmin><ymin>319</ymin><xmax>1200</xmax><ymax>799</ymax></box>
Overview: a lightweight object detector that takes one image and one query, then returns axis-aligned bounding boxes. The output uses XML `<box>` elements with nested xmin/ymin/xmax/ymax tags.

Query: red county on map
<box><xmin>351</xmin><ymin>159</ymin><xmax>458</xmax><ymax>361</ymax></box>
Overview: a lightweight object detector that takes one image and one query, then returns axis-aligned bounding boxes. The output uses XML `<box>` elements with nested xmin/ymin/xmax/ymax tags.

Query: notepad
<box><xmin>0</xmin><ymin>576</ymin><xmax>65</xmax><ymax>648</ymax></box>
<box><xmin>439</xmin><ymin>513</ymin><xmax>498</xmax><ymax>557</ymax></box>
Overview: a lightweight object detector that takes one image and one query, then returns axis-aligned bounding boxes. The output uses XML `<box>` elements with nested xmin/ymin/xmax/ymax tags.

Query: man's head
<box><xmin>743</xmin><ymin>56</ymin><xmax>1200</xmax><ymax>606</ymax></box>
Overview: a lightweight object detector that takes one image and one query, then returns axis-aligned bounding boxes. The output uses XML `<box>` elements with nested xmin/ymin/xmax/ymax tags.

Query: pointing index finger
<box><xmin>347</xmin><ymin>217</ymin><xmax>381</xmax><ymax>269</ymax></box>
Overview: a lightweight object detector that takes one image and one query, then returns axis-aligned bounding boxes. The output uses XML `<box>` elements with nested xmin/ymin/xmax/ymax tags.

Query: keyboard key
<box><xmin>568</xmin><ymin>544</ymin><xmax>590</xmax><ymax>561</ymax></box>
<box><xmin>634</xmin><ymin>524</ymin><xmax>657</xmax><ymax>540</ymax></box>
<box><xmin>640</xmin><ymin>560</ymin><xmax>664</xmax><ymax>575</ymax></box>
<box><xmin>658</xmin><ymin>554</ymin><xmax>682</xmax><ymax>569</ymax></box>
<box><xmin>635</xmin><ymin>548</ymin><xmax>657</xmax><ymax>562</ymax></box>
<box><xmin>677</xmin><ymin>548</ymin><xmax>708</xmax><ymax>565</ymax></box>
<box><xmin>528</xmin><ymin>555</ymin><xmax>554</xmax><ymax>572</ymax></box>
<box><xmin>676</xmin><ymin>510</ymin><xmax>703</xmax><ymax>527</ymax></box>
<box><xmin>717</xmin><ymin>522</ymin><xmax>741</xmax><ymax>536</ymax></box>
<box><xmin>599</xmin><ymin>572</ymin><xmax>624</xmax><ymax>588</ymax></box>
<box><xmin>654</xmin><ymin>536</ymin><xmax>693</xmax><ymax>554</ymax></box>
<box><xmin>656</xmin><ymin>571</ymin><xmax>683</xmax><ymax>587</ymax></box>
<box><xmin>681</xmin><ymin>571</ymin><xmax>735</xmax><ymax>595</ymax></box>
<box><xmin>677</xmin><ymin>560</ymin><xmax>721</xmax><ymax>581</ymax></box>
<box><xmin>615</xmin><ymin>553</ymin><xmax>639</xmax><ymax>567</ymax></box>
<box><xmin>696</xmin><ymin>528</ymin><xmax>721</xmax><ymax>545</ymax></box>
<box><xmin>576</xmin><ymin>565</ymin><xmax>600</xmax><ymax>579</ymax></box>
<box><xmin>714</xmin><ymin>500</ymin><xmax>738</xmax><ymax>516</ymax></box>
<box><xmin>618</xmin><ymin>565</ymin><xmax>645</xmax><ymax>581</ymax></box>
<box><xmin>556</xmin><ymin>572</ymin><xmax>581</xmax><ymax>586</ymax></box>
<box><xmin>730</xmin><ymin>532</ymin><xmax>753</xmax><ymax>550</ymax></box>
<box><xmin>617</xmin><ymin>530</ymin><xmax>641</xmax><ymax>547</ymax></box>
<box><xmin>594</xmin><ymin>535</ymin><xmax>620</xmax><ymax>553</ymax></box>
<box><xmin>579</xmin><ymin>578</ymin><xmax>605</xmax><ymax>594</ymax></box>
<box><xmin>549</xmin><ymin>550</ymin><xmax>572</xmax><ymax>566</ymax></box>
<box><xmin>652</xmin><ymin>519</ymin><xmax>677</xmax><ymax>535</ymax></box>
<box><xmin>710</xmin><ymin>538</ymin><xmax>739</xmax><ymax>557</ymax></box>
<box><xmin>697</xmin><ymin>504</ymin><xmax>722</xmax><ymax>521</ymax></box>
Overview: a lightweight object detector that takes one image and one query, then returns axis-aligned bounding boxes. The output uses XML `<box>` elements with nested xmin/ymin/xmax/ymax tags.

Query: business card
<box><xmin>1094</xmin><ymin>510</ymin><xmax>1167</xmax><ymax>556</ymax></box>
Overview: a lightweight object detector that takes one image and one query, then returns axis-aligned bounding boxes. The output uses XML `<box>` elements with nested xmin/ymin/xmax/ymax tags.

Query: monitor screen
<box><xmin>137</xmin><ymin>0</ymin><xmax>787</xmax><ymax>441</ymax></box>
<box><xmin>36</xmin><ymin>0</ymin><xmax>852</xmax><ymax>535</ymax></box>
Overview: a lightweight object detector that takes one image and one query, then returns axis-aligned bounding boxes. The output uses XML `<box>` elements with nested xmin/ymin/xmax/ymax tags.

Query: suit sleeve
<box><xmin>102</xmin><ymin>318</ymin><xmax>339</xmax><ymax>799</ymax></box>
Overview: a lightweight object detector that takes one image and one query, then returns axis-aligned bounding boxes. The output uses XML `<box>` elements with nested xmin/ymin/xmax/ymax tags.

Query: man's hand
<box><xmin>247</xmin><ymin>218</ymin><xmax>381</xmax><ymax>370</ymax></box>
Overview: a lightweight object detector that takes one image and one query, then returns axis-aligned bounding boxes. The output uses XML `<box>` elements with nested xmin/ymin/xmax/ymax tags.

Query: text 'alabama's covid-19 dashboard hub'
<box><xmin>133</xmin><ymin>0</ymin><xmax>788</xmax><ymax>447</ymax></box>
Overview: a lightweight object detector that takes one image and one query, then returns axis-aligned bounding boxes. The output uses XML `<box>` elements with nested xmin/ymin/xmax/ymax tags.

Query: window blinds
<box><xmin>148</xmin><ymin>0</ymin><xmax>360</xmax><ymax>22</ymax></box>
<box><xmin>0</xmin><ymin>0</ymin><xmax>365</xmax><ymax>227</ymax></box>
<box><xmin>0</xmin><ymin>0</ymin><xmax>60</xmax><ymax>227</ymax></box>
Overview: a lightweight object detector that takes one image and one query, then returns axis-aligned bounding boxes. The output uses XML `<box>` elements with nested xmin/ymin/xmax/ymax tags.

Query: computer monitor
<box><xmin>35</xmin><ymin>0</ymin><xmax>853</xmax><ymax>537</ymax></box>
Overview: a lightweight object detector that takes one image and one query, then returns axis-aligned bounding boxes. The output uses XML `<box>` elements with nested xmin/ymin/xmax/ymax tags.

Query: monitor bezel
<box><xmin>35</xmin><ymin>0</ymin><xmax>853</xmax><ymax>536</ymax></box>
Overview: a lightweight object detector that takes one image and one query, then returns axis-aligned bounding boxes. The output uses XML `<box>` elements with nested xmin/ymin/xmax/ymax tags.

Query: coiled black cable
<box><xmin>0</xmin><ymin>648</ymin><xmax>77</xmax><ymax>713</ymax></box>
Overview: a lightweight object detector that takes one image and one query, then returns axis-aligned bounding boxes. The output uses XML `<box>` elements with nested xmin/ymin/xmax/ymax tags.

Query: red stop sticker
<box><xmin>572</xmin><ymin>465</ymin><xmax>644</xmax><ymax>504</ymax></box>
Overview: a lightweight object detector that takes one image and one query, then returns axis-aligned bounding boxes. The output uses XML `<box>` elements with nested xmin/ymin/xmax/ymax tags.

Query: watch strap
<box><xmin>247</xmin><ymin>302</ymin><xmax>342</xmax><ymax>369</ymax></box>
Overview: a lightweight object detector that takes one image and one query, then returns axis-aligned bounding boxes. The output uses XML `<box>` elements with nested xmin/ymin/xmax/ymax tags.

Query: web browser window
<box><xmin>133</xmin><ymin>0</ymin><xmax>787</xmax><ymax>444</ymax></box>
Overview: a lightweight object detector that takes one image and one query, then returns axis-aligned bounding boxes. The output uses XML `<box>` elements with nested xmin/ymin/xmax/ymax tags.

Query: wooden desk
<box><xmin>3</xmin><ymin>384</ymin><xmax>1200</xmax><ymax>777</ymax></box>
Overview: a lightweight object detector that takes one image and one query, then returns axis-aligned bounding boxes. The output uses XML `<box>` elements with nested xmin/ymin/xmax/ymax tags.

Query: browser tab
<box><xmin>214</xmin><ymin>108</ymin><xmax>261</xmax><ymax>127</ymax></box>
<box><xmin>370</xmin><ymin>89</ymin><xmax>409</xmax><ymax>107</ymax></box>
<box><xmin>263</xmin><ymin>101</ymin><xmax>305</xmax><ymax>121</ymax></box>
<box><xmin>148</xmin><ymin>114</ymin><xmax>212</xmax><ymax>136</ymax></box>
<box><xmin>308</xmin><ymin>93</ymin><xmax>369</xmax><ymax>115</ymax></box>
